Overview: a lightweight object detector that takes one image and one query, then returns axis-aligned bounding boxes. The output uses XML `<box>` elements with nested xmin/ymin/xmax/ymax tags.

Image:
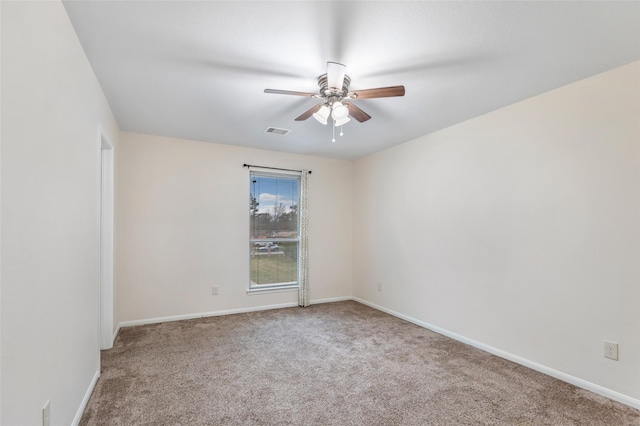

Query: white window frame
<box><xmin>248</xmin><ymin>170</ymin><xmax>301</xmax><ymax>293</ymax></box>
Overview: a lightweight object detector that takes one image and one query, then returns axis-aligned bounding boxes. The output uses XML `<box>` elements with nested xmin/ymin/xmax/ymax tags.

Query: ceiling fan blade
<box><xmin>327</xmin><ymin>61</ymin><xmax>346</xmax><ymax>90</ymax></box>
<box><xmin>295</xmin><ymin>103</ymin><xmax>324</xmax><ymax>121</ymax></box>
<box><xmin>346</xmin><ymin>103</ymin><xmax>371</xmax><ymax>123</ymax></box>
<box><xmin>264</xmin><ymin>89</ymin><xmax>317</xmax><ymax>97</ymax></box>
<box><xmin>349</xmin><ymin>85</ymin><xmax>405</xmax><ymax>100</ymax></box>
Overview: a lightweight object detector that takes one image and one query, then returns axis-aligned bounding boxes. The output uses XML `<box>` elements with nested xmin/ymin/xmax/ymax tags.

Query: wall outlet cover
<box><xmin>604</xmin><ymin>340</ymin><xmax>618</xmax><ymax>361</ymax></box>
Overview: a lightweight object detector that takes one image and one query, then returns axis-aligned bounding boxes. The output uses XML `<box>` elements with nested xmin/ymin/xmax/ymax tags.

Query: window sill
<box><xmin>247</xmin><ymin>285</ymin><xmax>299</xmax><ymax>295</ymax></box>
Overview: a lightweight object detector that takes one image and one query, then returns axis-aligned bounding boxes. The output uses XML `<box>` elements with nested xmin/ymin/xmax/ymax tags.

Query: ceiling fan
<box><xmin>264</xmin><ymin>62</ymin><xmax>405</xmax><ymax>128</ymax></box>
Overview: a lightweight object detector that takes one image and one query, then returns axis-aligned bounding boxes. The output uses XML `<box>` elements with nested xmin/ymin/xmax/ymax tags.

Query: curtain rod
<box><xmin>243</xmin><ymin>164</ymin><xmax>311</xmax><ymax>174</ymax></box>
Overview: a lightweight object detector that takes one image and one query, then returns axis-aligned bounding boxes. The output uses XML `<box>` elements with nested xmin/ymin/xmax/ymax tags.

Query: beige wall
<box><xmin>1</xmin><ymin>1</ymin><xmax>120</xmax><ymax>424</ymax></box>
<box><xmin>353</xmin><ymin>61</ymin><xmax>640</xmax><ymax>402</ymax></box>
<box><xmin>116</xmin><ymin>132</ymin><xmax>353</xmax><ymax>323</ymax></box>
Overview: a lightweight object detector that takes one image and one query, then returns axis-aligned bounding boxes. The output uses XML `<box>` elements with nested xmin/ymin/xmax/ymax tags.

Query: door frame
<box><xmin>99</xmin><ymin>131</ymin><xmax>114</xmax><ymax>350</ymax></box>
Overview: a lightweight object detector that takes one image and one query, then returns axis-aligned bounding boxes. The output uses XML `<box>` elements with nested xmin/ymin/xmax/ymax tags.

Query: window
<box><xmin>249</xmin><ymin>171</ymin><xmax>300</xmax><ymax>291</ymax></box>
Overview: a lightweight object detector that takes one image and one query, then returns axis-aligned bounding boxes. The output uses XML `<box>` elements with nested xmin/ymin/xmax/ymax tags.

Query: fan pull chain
<box><xmin>340</xmin><ymin>125</ymin><xmax>344</xmax><ymax>137</ymax></box>
<box><xmin>332</xmin><ymin>120</ymin><xmax>336</xmax><ymax>143</ymax></box>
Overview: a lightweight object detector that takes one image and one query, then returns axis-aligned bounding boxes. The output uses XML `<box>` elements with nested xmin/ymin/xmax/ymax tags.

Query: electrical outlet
<box><xmin>42</xmin><ymin>400</ymin><xmax>50</xmax><ymax>426</ymax></box>
<box><xmin>377</xmin><ymin>282</ymin><xmax>382</xmax><ymax>292</ymax></box>
<box><xmin>604</xmin><ymin>340</ymin><xmax>618</xmax><ymax>361</ymax></box>
<box><xmin>211</xmin><ymin>286</ymin><xmax>219</xmax><ymax>296</ymax></box>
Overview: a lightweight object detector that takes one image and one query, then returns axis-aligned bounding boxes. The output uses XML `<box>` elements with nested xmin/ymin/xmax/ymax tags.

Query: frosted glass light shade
<box><xmin>331</xmin><ymin>102</ymin><xmax>349</xmax><ymax>121</ymax></box>
<box><xmin>312</xmin><ymin>105</ymin><xmax>330</xmax><ymax>125</ymax></box>
<box><xmin>334</xmin><ymin>116</ymin><xmax>351</xmax><ymax>126</ymax></box>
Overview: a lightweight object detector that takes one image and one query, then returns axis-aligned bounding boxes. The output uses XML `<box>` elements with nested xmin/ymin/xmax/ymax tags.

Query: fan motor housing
<box><xmin>317</xmin><ymin>74</ymin><xmax>351</xmax><ymax>99</ymax></box>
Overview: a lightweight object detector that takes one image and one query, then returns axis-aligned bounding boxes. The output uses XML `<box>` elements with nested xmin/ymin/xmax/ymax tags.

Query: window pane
<box><xmin>250</xmin><ymin>174</ymin><xmax>299</xmax><ymax>240</ymax></box>
<box><xmin>250</xmin><ymin>241</ymin><xmax>298</xmax><ymax>286</ymax></box>
<box><xmin>249</xmin><ymin>172</ymin><xmax>301</xmax><ymax>289</ymax></box>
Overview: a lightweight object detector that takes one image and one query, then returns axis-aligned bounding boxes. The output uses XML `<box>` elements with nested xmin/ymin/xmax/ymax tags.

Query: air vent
<box><xmin>265</xmin><ymin>127</ymin><xmax>291</xmax><ymax>135</ymax></box>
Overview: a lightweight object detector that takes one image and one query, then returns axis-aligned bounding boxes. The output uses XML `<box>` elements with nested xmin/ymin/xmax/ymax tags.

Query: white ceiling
<box><xmin>62</xmin><ymin>1</ymin><xmax>640</xmax><ymax>160</ymax></box>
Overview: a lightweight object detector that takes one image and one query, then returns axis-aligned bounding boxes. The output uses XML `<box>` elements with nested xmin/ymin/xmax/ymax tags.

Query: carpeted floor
<box><xmin>80</xmin><ymin>301</ymin><xmax>639</xmax><ymax>425</ymax></box>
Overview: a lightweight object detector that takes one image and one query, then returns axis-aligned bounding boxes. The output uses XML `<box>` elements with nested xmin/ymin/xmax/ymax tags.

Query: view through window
<box><xmin>249</xmin><ymin>171</ymin><xmax>300</xmax><ymax>290</ymax></box>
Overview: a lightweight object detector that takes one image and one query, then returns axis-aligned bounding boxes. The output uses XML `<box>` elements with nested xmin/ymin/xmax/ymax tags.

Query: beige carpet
<box><xmin>80</xmin><ymin>301</ymin><xmax>639</xmax><ymax>425</ymax></box>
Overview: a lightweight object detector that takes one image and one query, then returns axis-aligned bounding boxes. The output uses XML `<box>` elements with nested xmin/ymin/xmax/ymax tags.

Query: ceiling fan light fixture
<box><xmin>312</xmin><ymin>104</ymin><xmax>330</xmax><ymax>125</ymax></box>
<box><xmin>331</xmin><ymin>101</ymin><xmax>349</xmax><ymax>121</ymax></box>
<box><xmin>264</xmin><ymin>62</ymin><xmax>405</xmax><ymax>136</ymax></box>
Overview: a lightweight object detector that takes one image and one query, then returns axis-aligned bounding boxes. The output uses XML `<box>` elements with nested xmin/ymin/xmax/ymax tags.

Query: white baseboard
<box><xmin>116</xmin><ymin>296</ymin><xmax>352</xmax><ymax>329</ymax></box>
<box><xmin>353</xmin><ymin>297</ymin><xmax>640</xmax><ymax>411</ymax></box>
<box><xmin>310</xmin><ymin>295</ymin><xmax>352</xmax><ymax>305</ymax></box>
<box><xmin>72</xmin><ymin>369</ymin><xmax>100</xmax><ymax>426</ymax></box>
<box><xmin>112</xmin><ymin>323</ymin><xmax>121</xmax><ymax>346</ymax></box>
<box><xmin>118</xmin><ymin>302</ymin><xmax>298</xmax><ymax>328</ymax></box>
